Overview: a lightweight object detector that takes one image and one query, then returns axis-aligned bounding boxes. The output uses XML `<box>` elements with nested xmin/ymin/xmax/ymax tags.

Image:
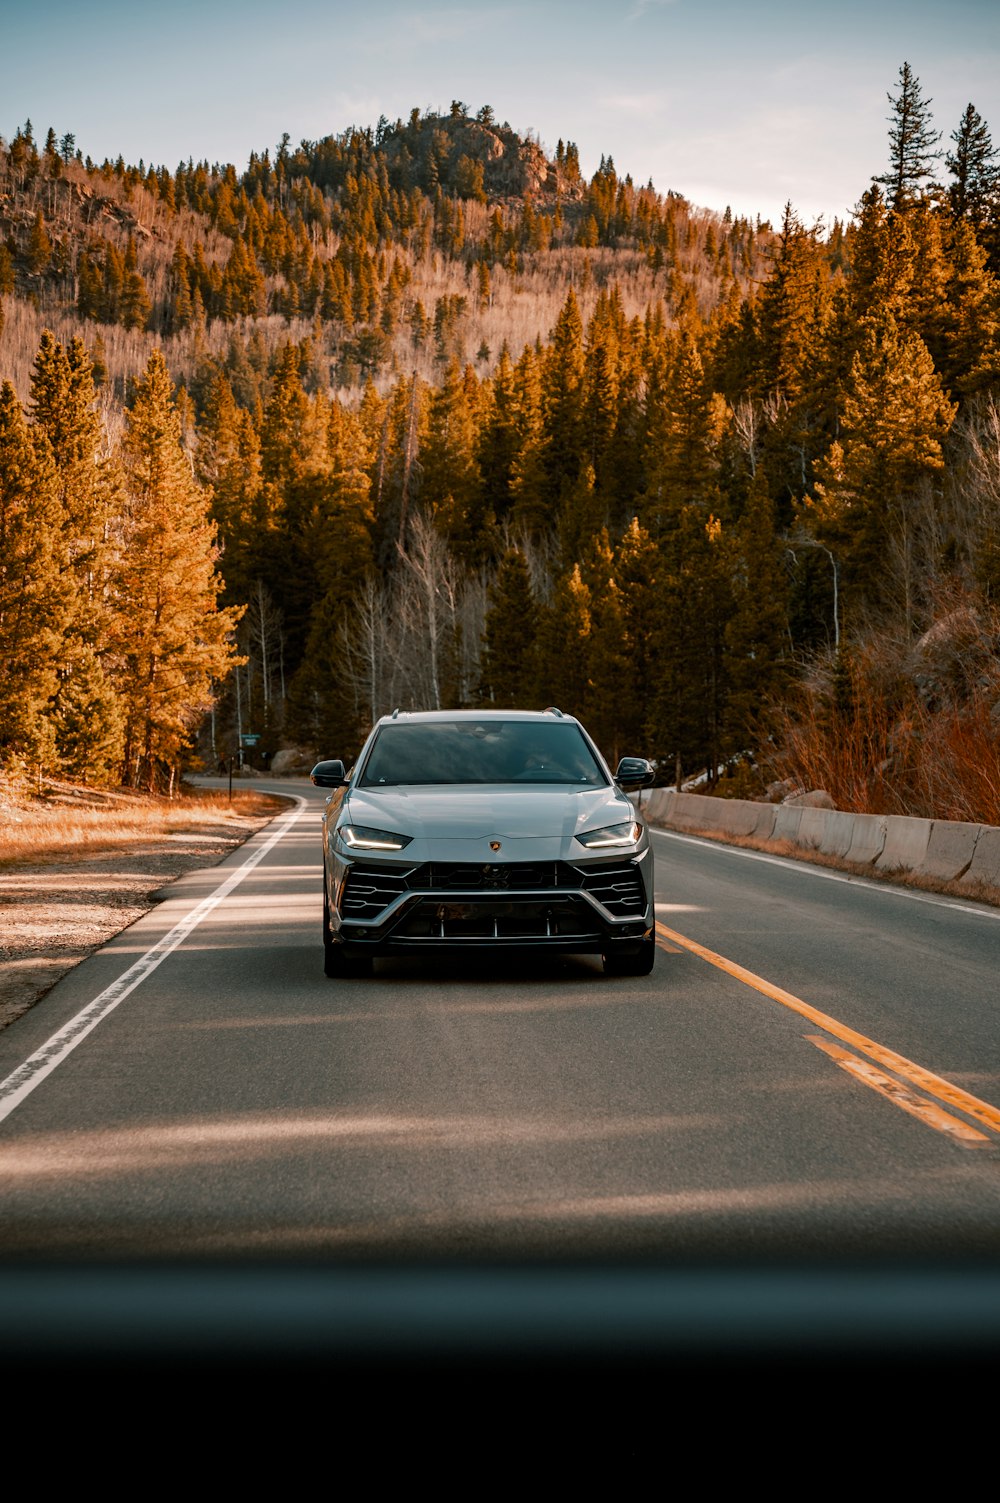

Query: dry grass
<box><xmin>0</xmin><ymin>778</ymin><xmax>289</xmax><ymax>869</ymax></box>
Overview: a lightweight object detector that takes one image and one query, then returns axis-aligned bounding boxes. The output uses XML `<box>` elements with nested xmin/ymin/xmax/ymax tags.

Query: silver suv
<box><xmin>311</xmin><ymin>709</ymin><xmax>656</xmax><ymax>977</ymax></box>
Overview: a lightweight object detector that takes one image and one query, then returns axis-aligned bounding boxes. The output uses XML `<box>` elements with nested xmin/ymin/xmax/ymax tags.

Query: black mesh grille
<box><xmin>578</xmin><ymin>863</ymin><xmax>646</xmax><ymax>916</ymax></box>
<box><xmin>393</xmin><ymin>896</ymin><xmax>601</xmax><ymax>942</ymax></box>
<box><xmin>407</xmin><ymin>861</ymin><xmax>578</xmax><ymax>891</ymax></box>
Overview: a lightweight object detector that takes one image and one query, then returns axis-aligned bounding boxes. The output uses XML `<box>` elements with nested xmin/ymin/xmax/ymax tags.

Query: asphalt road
<box><xmin>3</xmin><ymin>778</ymin><xmax>1000</xmax><ymax>1382</ymax></box>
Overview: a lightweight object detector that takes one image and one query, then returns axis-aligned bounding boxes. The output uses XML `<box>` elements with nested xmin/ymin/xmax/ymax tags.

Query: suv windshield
<box><xmin>359</xmin><ymin>720</ymin><xmax>607</xmax><ymax>787</ymax></box>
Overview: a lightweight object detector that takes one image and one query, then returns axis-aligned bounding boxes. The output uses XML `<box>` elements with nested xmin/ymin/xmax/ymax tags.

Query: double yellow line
<box><xmin>655</xmin><ymin>921</ymin><xmax>1000</xmax><ymax>1148</ymax></box>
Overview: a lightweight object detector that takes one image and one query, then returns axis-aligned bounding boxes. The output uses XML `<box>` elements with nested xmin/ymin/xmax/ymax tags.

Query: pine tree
<box><xmin>480</xmin><ymin>548</ymin><xmax>536</xmax><ymax>706</ymax></box>
<box><xmin>27</xmin><ymin>209</ymin><xmax>52</xmax><ymax>274</ymax></box>
<box><xmin>29</xmin><ymin>333</ymin><xmax>117</xmax><ymax>625</ymax></box>
<box><xmin>936</xmin><ymin>218</ymin><xmax>1000</xmax><ymax>395</ymax></box>
<box><xmin>645</xmin><ymin>324</ymin><xmax>721</xmax><ymax>526</ymax></box>
<box><xmin>420</xmin><ymin>359</ymin><xmax>486</xmax><ymax>561</ymax></box>
<box><xmin>848</xmin><ymin>185</ymin><xmax>916</xmax><ymax>319</ymax></box>
<box><xmin>606</xmin><ymin>516</ymin><xmax>659</xmax><ymax>755</ymax></box>
<box><xmin>508</xmin><ymin>345</ymin><xmax>547</xmax><ymax>537</ymax></box>
<box><xmin>114</xmin><ymin>351</ymin><xmax>243</xmax><ymax>789</ymax></box>
<box><xmin>754</xmin><ymin>203</ymin><xmax>830</xmax><ymax>405</ymax></box>
<box><xmin>724</xmin><ymin>470</ymin><xmax>791</xmax><ymax>745</ymax></box>
<box><xmin>877</xmin><ymin>62</ymin><xmax>942</xmax><ymax>209</ymax></box>
<box><xmin>50</xmin><ymin>642</ymin><xmax>126</xmax><ymax>783</ymax></box>
<box><xmin>531</xmin><ymin>563</ymin><xmax>592</xmax><ymax>717</ymax></box>
<box><xmin>196</xmin><ymin>372</ymin><xmax>265</xmax><ymax>603</ymax></box>
<box><xmin>647</xmin><ymin>506</ymin><xmax>733</xmax><ymax>786</ymax></box>
<box><xmin>578</xmin><ymin>531</ymin><xmax>631</xmax><ymax>764</ymax></box>
<box><xmin>0</xmin><ymin>382</ymin><xmax>70</xmax><ymax>769</ymax></box>
<box><xmin>476</xmin><ymin>347</ymin><xmax>520</xmax><ymax>528</ymax></box>
<box><xmin>811</xmin><ymin>309</ymin><xmax>957</xmax><ymax>627</ymax></box>
<box><xmin>539</xmin><ymin>288</ymin><xmax>585</xmax><ymax>504</ymax></box>
<box><xmin>121</xmin><ymin>264</ymin><xmax>152</xmax><ymax>330</ymax></box>
<box><xmin>29</xmin><ymin>333</ymin><xmax>125</xmax><ymax>779</ymax></box>
<box><xmin>947</xmin><ymin>104</ymin><xmax>1000</xmax><ymax>229</ymax></box>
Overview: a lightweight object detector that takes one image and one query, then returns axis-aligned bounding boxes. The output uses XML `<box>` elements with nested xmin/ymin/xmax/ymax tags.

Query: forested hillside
<box><xmin>2</xmin><ymin>72</ymin><xmax>1000</xmax><ymax>818</ymax></box>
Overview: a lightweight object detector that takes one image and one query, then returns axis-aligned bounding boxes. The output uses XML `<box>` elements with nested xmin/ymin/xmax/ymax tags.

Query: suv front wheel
<box><xmin>603</xmin><ymin>935</ymin><xmax>656</xmax><ymax>976</ymax></box>
<box><xmin>323</xmin><ymin>889</ymin><xmax>373</xmax><ymax>978</ymax></box>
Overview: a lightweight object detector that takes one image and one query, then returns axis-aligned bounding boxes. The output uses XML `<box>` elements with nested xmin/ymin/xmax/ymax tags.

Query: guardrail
<box><xmin>638</xmin><ymin>789</ymin><xmax>1000</xmax><ymax>894</ymax></box>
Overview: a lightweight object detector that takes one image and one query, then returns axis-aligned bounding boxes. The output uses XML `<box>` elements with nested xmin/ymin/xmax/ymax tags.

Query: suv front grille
<box><xmin>339</xmin><ymin>857</ymin><xmax>646</xmax><ymax>925</ymax></box>
<box><xmin>407</xmin><ymin>861</ymin><xmax>576</xmax><ymax>891</ymax></box>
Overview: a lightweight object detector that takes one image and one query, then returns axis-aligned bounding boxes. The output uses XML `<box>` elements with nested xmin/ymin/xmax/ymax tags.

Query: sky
<box><xmin>3</xmin><ymin>0</ymin><xmax>999</xmax><ymax>230</ymax></box>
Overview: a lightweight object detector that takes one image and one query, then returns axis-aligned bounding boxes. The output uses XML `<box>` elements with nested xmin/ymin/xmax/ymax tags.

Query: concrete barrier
<box><xmin>668</xmin><ymin>792</ymin><xmax>722</xmax><ymax>831</ymax></box>
<box><xmin>795</xmin><ymin>807</ymin><xmax>834</xmax><ymax>850</ymax></box>
<box><xmin>843</xmin><ymin>814</ymin><xmax>887</xmax><ymax>865</ymax></box>
<box><xmin>641</xmin><ymin>791</ymin><xmax>998</xmax><ymax>897</ymax></box>
<box><xmin>876</xmin><ymin>816</ymin><xmax>933</xmax><ymax>873</ymax></box>
<box><xmin>641</xmin><ymin>788</ymin><xmax>675</xmax><ymax>824</ymax></box>
<box><xmin>772</xmin><ymin>804</ymin><xmax>805</xmax><ymax>843</ymax></box>
<box><xmin>818</xmin><ymin>811</ymin><xmax>861</xmax><ymax>859</ymax></box>
<box><xmin>919</xmin><ymin>821</ymin><xmax>981</xmax><ymax>882</ymax></box>
<box><xmin>746</xmin><ymin>803</ymin><xmax>778</xmax><ymax>839</ymax></box>
<box><xmin>960</xmin><ymin>827</ymin><xmax>1000</xmax><ymax>891</ymax></box>
<box><xmin>717</xmin><ymin>800</ymin><xmax>776</xmax><ymax>840</ymax></box>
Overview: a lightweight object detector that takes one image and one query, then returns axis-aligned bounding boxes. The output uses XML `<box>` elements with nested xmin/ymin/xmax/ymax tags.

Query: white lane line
<box><xmin>0</xmin><ymin>797</ymin><xmax>308</xmax><ymax>1126</ymax></box>
<box><xmin>650</xmin><ymin>827</ymin><xmax>1000</xmax><ymax>923</ymax></box>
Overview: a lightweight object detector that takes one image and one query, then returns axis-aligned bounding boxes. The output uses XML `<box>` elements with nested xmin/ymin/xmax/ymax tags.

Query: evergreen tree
<box><xmin>647</xmin><ymin>507</ymin><xmax>733</xmax><ymax>786</ymax></box>
<box><xmin>476</xmin><ymin>347</ymin><xmax>520</xmax><ymax>528</ymax></box>
<box><xmin>508</xmin><ymin>346</ymin><xmax>547</xmax><ymax>537</ymax></box>
<box><xmin>114</xmin><ymin>351</ymin><xmax>242</xmax><ymax>789</ymax></box>
<box><xmin>877</xmin><ymin>62</ymin><xmax>942</xmax><ymax>209</ymax></box>
<box><xmin>811</xmin><ymin>309</ymin><xmax>957</xmax><ymax>627</ymax></box>
<box><xmin>481</xmin><ymin>548</ymin><xmax>536</xmax><ymax>706</ymax></box>
<box><xmin>645</xmin><ymin>324</ymin><xmax>722</xmax><ymax>528</ymax></box>
<box><xmin>29</xmin><ymin>333</ymin><xmax>117</xmax><ymax>628</ymax></box>
<box><xmin>946</xmin><ymin>104</ymin><xmax>1000</xmax><ymax>229</ymax></box>
<box><xmin>196</xmin><ymin>372</ymin><xmax>265</xmax><ymax>603</ymax></box>
<box><xmin>754</xmin><ymin>203</ymin><xmax>830</xmax><ymax>405</ymax></box>
<box><xmin>848</xmin><ymin>185</ymin><xmax>916</xmax><ymax>319</ymax></box>
<box><xmin>27</xmin><ymin>209</ymin><xmax>52</xmax><ymax>273</ymax></box>
<box><xmin>0</xmin><ymin>382</ymin><xmax>70</xmax><ymax>769</ymax></box>
<box><xmin>539</xmin><ymin>288</ymin><xmax>585</xmax><ymax>506</ymax></box>
<box><xmin>420</xmin><ymin>359</ymin><xmax>485</xmax><ymax>560</ymax></box>
<box><xmin>121</xmin><ymin>265</ymin><xmax>153</xmax><ymax>330</ymax></box>
<box><xmin>29</xmin><ymin>333</ymin><xmax>125</xmax><ymax>778</ymax></box>
<box><xmin>936</xmin><ymin>218</ymin><xmax>1000</xmax><ymax>395</ymax></box>
<box><xmin>531</xmin><ymin>563</ymin><xmax>592</xmax><ymax>717</ymax></box>
<box><xmin>724</xmin><ymin>470</ymin><xmax>791</xmax><ymax>746</ymax></box>
<box><xmin>50</xmin><ymin>642</ymin><xmax>126</xmax><ymax>783</ymax></box>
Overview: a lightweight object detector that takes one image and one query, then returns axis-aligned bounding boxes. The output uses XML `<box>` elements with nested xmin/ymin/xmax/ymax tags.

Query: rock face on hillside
<box><xmin>379</xmin><ymin>111</ymin><xmax>582</xmax><ymax>204</ymax></box>
<box><xmin>449</xmin><ymin>122</ymin><xmax>553</xmax><ymax>195</ymax></box>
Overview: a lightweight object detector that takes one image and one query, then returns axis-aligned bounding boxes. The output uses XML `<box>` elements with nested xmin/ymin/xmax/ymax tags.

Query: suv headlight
<box><xmin>336</xmin><ymin>824</ymin><xmax>413</xmax><ymax>851</ymax></box>
<box><xmin>575</xmin><ymin>820</ymin><xmax>642</xmax><ymax>849</ymax></box>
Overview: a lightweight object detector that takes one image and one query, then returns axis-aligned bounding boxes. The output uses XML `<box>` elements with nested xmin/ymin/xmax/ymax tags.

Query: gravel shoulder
<box><xmin>0</xmin><ymin>796</ymin><xmax>285</xmax><ymax>1033</ymax></box>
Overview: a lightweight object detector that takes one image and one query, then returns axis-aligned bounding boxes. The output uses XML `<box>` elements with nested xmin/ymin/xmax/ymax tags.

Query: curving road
<box><xmin>3</xmin><ymin>777</ymin><xmax>1000</xmax><ymax>1380</ymax></box>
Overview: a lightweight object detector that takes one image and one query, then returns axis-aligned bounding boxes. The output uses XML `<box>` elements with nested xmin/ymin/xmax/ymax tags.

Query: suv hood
<box><xmin>343</xmin><ymin>784</ymin><xmax>636</xmax><ymax>859</ymax></box>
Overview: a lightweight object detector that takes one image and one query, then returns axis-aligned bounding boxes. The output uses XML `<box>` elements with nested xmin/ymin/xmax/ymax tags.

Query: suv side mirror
<box><xmin>310</xmin><ymin>759</ymin><xmax>347</xmax><ymax>788</ymax></box>
<box><xmin>614</xmin><ymin>757</ymin><xmax>655</xmax><ymax>791</ymax></box>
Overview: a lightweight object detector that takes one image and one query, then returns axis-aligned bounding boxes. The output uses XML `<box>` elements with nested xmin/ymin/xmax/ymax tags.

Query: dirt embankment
<box><xmin>0</xmin><ymin>780</ymin><xmax>287</xmax><ymax>1032</ymax></box>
